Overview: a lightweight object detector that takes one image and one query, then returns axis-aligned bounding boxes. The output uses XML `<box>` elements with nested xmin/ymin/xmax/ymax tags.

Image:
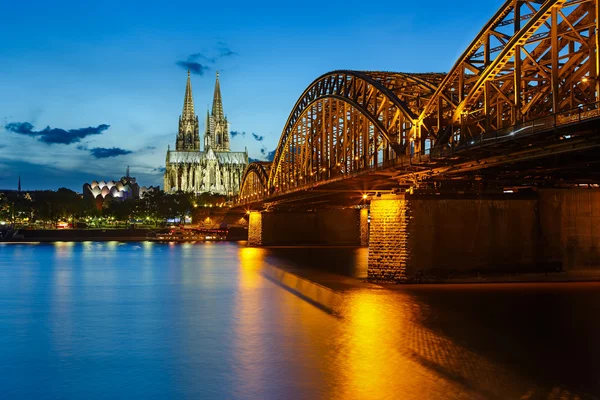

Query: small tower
<box><xmin>204</xmin><ymin>108</ymin><xmax>212</xmax><ymax>150</ymax></box>
<box><xmin>18</xmin><ymin>176</ymin><xmax>21</xmax><ymax>194</ymax></box>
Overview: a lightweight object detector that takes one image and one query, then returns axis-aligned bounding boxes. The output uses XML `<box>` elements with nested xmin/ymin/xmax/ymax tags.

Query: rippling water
<box><xmin>0</xmin><ymin>242</ymin><xmax>599</xmax><ymax>399</ymax></box>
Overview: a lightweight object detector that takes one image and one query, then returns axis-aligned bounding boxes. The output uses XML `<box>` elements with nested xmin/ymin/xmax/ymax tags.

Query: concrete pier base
<box><xmin>367</xmin><ymin>190</ymin><xmax>600</xmax><ymax>283</ymax></box>
<box><xmin>247</xmin><ymin>208</ymin><xmax>362</xmax><ymax>247</ymax></box>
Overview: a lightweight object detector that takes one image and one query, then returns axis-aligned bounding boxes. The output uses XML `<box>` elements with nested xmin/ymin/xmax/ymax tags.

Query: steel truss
<box><xmin>238</xmin><ymin>0</ymin><xmax>599</xmax><ymax>204</ymax></box>
<box><xmin>239</xmin><ymin>162</ymin><xmax>269</xmax><ymax>202</ymax></box>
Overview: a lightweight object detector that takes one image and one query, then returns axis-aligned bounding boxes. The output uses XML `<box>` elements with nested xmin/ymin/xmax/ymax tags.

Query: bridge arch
<box><xmin>239</xmin><ymin>162</ymin><xmax>270</xmax><ymax>202</ymax></box>
<box><xmin>268</xmin><ymin>70</ymin><xmax>440</xmax><ymax>191</ymax></box>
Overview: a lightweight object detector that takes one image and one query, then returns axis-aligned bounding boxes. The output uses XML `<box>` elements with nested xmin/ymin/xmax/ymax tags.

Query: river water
<box><xmin>0</xmin><ymin>242</ymin><xmax>599</xmax><ymax>399</ymax></box>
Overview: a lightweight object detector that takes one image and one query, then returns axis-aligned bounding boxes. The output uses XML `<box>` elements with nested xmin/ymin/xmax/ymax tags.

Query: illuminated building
<box><xmin>163</xmin><ymin>71</ymin><xmax>248</xmax><ymax>196</ymax></box>
<box><xmin>82</xmin><ymin>167</ymin><xmax>156</xmax><ymax>201</ymax></box>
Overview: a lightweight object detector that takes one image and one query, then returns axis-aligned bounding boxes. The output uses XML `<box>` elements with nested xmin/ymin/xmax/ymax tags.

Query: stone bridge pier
<box><xmin>368</xmin><ymin>190</ymin><xmax>600</xmax><ymax>282</ymax></box>
<box><xmin>248</xmin><ymin>208</ymin><xmax>369</xmax><ymax>247</ymax></box>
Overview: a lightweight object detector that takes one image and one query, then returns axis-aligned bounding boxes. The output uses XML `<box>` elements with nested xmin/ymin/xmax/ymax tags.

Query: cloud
<box><xmin>153</xmin><ymin>166</ymin><xmax>166</xmax><ymax>173</ymax></box>
<box><xmin>230</xmin><ymin>130</ymin><xmax>246</xmax><ymax>138</ymax></box>
<box><xmin>259</xmin><ymin>147</ymin><xmax>276</xmax><ymax>161</ymax></box>
<box><xmin>89</xmin><ymin>147</ymin><xmax>133</xmax><ymax>158</ymax></box>
<box><xmin>252</xmin><ymin>133</ymin><xmax>264</xmax><ymax>142</ymax></box>
<box><xmin>216</xmin><ymin>42</ymin><xmax>238</xmax><ymax>58</ymax></box>
<box><xmin>4</xmin><ymin>121</ymin><xmax>110</xmax><ymax>145</ymax></box>
<box><xmin>177</xmin><ymin>43</ymin><xmax>238</xmax><ymax>74</ymax></box>
<box><xmin>176</xmin><ymin>59</ymin><xmax>209</xmax><ymax>76</ymax></box>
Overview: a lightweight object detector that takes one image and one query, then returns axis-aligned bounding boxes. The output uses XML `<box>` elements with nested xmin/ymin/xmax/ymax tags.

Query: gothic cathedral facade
<box><xmin>164</xmin><ymin>72</ymin><xmax>248</xmax><ymax>196</ymax></box>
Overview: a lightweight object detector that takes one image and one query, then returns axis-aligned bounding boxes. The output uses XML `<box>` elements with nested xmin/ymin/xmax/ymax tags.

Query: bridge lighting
<box><xmin>322</xmin><ymin>168</ymin><xmax>326</xmax><ymax>172</ymax></box>
<box><xmin>337</xmin><ymin>162</ymin><xmax>341</xmax><ymax>166</ymax></box>
<box><xmin>362</xmin><ymin>194</ymin><xmax>368</xmax><ymax>200</ymax></box>
<box><xmin>582</xmin><ymin>77</ymin><xmax>589</xmax><ymax>83</ymax></box>
<box><xmin>355</xmin><ymin>156</ymin><xmax>359</xmax><ymax>161</ymax></box>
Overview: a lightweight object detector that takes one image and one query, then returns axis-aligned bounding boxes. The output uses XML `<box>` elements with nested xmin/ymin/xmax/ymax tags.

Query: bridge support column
<box><xmin>247</xmin><ymin>211</ymin><xmax>263</xmax><ymax>246</ymax></box>
<box><xmin>247</xmin><ymin>209</ymin><xmax>363</xmax><ymax>246</ymax></box>
<box><xmin>367</xmin><ymin>195</ymin><xmax>409</xmax><ymax>282</ymax></box>
<box><xmin>368</xmin><ymin>194</ymin><xmax>545</xmax><ymax>282</ymax></box>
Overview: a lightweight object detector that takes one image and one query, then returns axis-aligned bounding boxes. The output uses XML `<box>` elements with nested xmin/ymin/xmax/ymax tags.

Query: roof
<box><xmin>168</xmin><ymin>150</ymin><xmax>247</xmax><ymax>165</ymax></box>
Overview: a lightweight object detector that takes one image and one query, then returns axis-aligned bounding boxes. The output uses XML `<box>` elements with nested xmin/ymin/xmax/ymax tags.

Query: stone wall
<box><xmin>367</xmin><ymin>195</ymin><xmax>409</xmax><ymax>282</ymax></box>
<box><xmin>367</xmin><ymin>190</ymin><xmax>600</xmax><ymax>282</ymax></box>
<box><xmin>539</xmin><ymin>189</ymin><xmax>600</xmax><ymax>269</ymax></box>
<box><xmin>368</xmin><ymin>195</ymin><xmax>539</xmax><ymax>282</ymax></box>
<box><xmin>247</xmin><ymin>211</ymin><xmax>263</xmax><ymax>246</ymax></box>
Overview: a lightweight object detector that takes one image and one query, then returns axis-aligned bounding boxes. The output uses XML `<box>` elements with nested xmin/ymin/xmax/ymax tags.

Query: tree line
<box><xmin>0</xmin><ymin>189</ymin><xmax>228</xmax><ymax>228</ymax></box>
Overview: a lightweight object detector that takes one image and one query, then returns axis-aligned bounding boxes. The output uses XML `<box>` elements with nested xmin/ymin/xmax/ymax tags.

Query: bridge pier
<box><xmin>248</xmin><ymin>208</ymin><xmax>366</xmax><ymax>247</ymax></box>
<box><xmin>367</xmin><ymin>190</ymin><xmax>600</xmax><ymax>283</ymax></box>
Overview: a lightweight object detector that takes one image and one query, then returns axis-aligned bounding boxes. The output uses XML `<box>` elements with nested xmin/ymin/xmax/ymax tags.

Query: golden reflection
<box><xmin>329</xmin><ymin>290</ymin><xmax>540</xmax><ymax>399</ymax></box>
<box><xmin>233</xmin><ymin>246</ymin><xmax>268</xmax><ymax>396</ymax></box>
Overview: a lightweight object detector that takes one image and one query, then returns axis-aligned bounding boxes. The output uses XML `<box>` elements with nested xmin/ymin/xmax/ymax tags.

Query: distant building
<box><xmin>163</xmin><ymin>71</ymin><xmax>248</xmax><ymax>196</ymax></box>
<box><xmin>83</xmin><ymin>168</ymin><xmax>157</xmax><ymax>202</ymax></box>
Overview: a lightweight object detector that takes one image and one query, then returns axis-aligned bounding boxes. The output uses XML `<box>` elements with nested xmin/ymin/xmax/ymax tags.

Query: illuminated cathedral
<box><xmin>164</xmin><ymin>72</ymin><xmax>247</xmax><ymax>196</ymax></box>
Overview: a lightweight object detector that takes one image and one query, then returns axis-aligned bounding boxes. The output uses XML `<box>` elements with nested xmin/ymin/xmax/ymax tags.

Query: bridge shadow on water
<box><xmin>245</xmin><ymin>247</ymin><xmax>600</xmax><ymax>399</ymax></box>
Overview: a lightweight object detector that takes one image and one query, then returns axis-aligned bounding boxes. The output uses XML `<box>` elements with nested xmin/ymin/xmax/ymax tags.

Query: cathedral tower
<box><xmin>209</xmin><ymin>72</ymin><xmax>229</xmax><ymax>152</ymax></box>
<box><xmin>176</xmin><ymin>71</ymin><xmax>200</xmax><ymax>151</ymax></box>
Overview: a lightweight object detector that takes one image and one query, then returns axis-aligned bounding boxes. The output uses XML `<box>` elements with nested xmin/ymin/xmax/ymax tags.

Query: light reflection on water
<box><xmin>0</xmin><ymin>242</ymin><xmax>598</xmax><ymax>399</ymax></box>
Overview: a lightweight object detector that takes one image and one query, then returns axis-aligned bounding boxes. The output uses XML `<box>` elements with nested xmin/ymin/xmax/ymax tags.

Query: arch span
<box><xmin>239</xmin><ymin>162</ymin><xmax>270</xmax><ymax>202</ymax></box>
<box><xmin>268</xmin><ymin>70</ymin><xmax>440</xmax><ymax>191</ymax></box>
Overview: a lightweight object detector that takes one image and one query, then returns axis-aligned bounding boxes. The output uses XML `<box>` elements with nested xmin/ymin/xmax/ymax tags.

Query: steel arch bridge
<box><xmin>238</xmin><ymin>0</ymin><xmax>600</xmax><ymax>205</ymax></box>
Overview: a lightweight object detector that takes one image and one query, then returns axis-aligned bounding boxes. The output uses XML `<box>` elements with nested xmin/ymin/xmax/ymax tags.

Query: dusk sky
<box><xmin>0</xmin><ymin>0</ymin><xmax>501</xmax><ymax>191</ymax></box>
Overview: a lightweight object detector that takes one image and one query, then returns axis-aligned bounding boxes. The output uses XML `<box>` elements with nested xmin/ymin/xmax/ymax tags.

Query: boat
<box><xmin>147</xmin><ymin>228</ymin><xmax>228</xmax><ymax>242</ymax></box>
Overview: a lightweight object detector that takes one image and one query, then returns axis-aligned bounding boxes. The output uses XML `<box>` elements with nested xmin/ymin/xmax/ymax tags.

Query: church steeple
<box><xmin>212</xmin><ymin>71</ymin><xmax>224</xmax><ymax>120</ymax></box>
<box><xmin>176</xmin><ymin>71</ymin><xmax>200</xmax><ymax>151</ymax></box>
<box><xmin>183</xmin><ymin>70</ymin><xmax>195</xmax><ymax>118</ymax></box>
<box><xmin>209</xmin><ymin>71</ymin><xmax>230</xmax><ymax>152</ymax></box>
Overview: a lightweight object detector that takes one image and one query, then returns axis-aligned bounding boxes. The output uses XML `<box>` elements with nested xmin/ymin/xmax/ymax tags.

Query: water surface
<box><xmin>0</xmin><ymin>242</ymin><xmax>598</xmax><ymax>399</ymax></box>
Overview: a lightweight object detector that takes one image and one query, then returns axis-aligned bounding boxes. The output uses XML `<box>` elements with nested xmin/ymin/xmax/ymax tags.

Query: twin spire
<box><xmin>179</xmin><ymin>70</ymin><xmax>229</xmax><ymax>152</ymax></box>
<box><xmin>182</xmin><ymin>70</ymin><xmax>224</xmax><ymax>121</ymax></box>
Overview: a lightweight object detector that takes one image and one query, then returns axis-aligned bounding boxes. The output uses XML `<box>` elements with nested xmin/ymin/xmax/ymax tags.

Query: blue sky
<box><xmin>0</xmin><ymin>0</ymin><xmax>501</xmax><ymax>191</ymax></box>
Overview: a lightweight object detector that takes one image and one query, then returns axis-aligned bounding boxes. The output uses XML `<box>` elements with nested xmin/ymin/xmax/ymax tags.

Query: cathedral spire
<box><xmin>183</xmin><ymin>70</ymin><xmax>195</xmax><ymax>118</ymax></box>
<box><xmin>176</xmin><ymin>71</ymin><xmax>200</xmax><ymax>151</ymax></box>
<box><xmin>212</xmin><ymin>71</ymin><xmax>224</xmax><ymax>119</ymax></box>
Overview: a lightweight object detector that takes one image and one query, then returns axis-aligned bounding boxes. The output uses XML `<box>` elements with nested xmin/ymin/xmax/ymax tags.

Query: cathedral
<box><xmin>164</xmin><ymin>72</ymin><xmax>248</xmax><ymax>196</ymax></box>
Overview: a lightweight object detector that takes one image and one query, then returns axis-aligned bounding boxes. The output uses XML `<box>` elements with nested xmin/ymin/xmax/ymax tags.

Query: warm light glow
<box><xmin>362</xmin><ymin>194</ymin><xmax>368</xmax><ymax>200</ymax></box>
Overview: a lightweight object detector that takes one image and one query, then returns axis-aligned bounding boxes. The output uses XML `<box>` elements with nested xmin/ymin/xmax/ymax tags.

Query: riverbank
<box><xmin>2</xmin><ymin>227</ymin><xmax>249</xmax><ymax>242</ymax></box>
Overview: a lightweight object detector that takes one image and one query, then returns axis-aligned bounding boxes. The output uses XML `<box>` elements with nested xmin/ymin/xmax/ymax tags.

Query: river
<box><xmin>0</xmin><ymin>242</ymin><xmax>598</xmax><ymax>399</ymax></box>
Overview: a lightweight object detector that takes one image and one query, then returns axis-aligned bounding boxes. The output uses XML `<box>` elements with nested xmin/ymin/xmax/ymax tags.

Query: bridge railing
<box><xmin>411</xmin><ymin>100</ymin><xmax>600</xmax><ymax>163</ymax></box>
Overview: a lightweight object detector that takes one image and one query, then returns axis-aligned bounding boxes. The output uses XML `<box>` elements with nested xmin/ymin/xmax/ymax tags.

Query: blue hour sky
<box><xmin>0</xmin><ymin>0</ymin><xmax>501</xmax><ymax>191</ymax></box>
